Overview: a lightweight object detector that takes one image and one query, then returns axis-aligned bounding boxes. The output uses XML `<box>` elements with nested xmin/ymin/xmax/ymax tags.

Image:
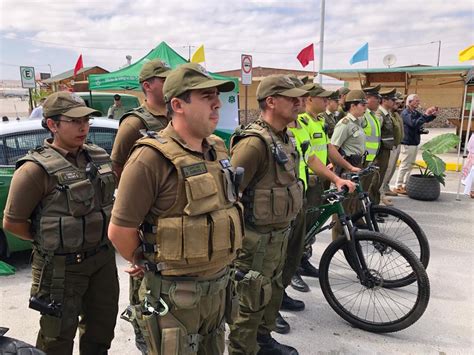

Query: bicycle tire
<box><xmin>351</xmin><ymin>205</ymin><xmax>430</xmax><ymax>269</ymax></box>
<box><xmin>319</xmin><ymin>230</ymin><xmax>430</xmax><ymax>333</ymax></box>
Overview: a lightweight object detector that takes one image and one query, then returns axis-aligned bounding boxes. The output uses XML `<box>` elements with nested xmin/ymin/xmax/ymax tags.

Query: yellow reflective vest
<box><xmin>288</xmin><ymin>122</ymin><xmax>311</xmax><ymax>191</ymax></box>
<box><xmin>298</xmin><ymin>112</ymin><xmax>328</xmax><ymax>170</ymax></box>
<box><xmin>363</xmin><ymin>109</ymin><xmax>381</xmax><ymax>162</ymax></box>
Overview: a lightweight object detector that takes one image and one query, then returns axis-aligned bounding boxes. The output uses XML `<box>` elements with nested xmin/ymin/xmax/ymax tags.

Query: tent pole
<box><xmin>456</xmin><ymin>83</ymin><xmax>468</xmax><ymax>171</ymax></box>
<box><xmin>456</xmin><ymin>91</ymin><xmax>473</xmax><ymax>201</ymax></box>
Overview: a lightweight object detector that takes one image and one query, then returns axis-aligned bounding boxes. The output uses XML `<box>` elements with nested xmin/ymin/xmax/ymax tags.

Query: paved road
<box><xmin>1</xmin><ymin>189</ymin><xmax>473</xmax><ymax>354</ymax></box>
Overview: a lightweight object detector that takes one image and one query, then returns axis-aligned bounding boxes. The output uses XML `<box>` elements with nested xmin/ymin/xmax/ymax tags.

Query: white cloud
<box><xmin>0</xmin><ymin>0</ymin><xmax>473</xmax><ymax>80</ymax></box>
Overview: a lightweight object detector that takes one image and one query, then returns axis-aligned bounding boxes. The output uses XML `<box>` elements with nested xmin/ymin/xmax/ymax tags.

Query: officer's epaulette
<box><xmin>341</xmin><ymin>117</ymin><xmax>350</xmax><ymax>124</ymax></box>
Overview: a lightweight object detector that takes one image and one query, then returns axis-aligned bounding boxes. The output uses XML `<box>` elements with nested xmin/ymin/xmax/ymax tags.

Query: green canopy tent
<box><xmin>88</xmin><ymin>42</ymin><xmax>240</xmax><ymax>144</ymax></box>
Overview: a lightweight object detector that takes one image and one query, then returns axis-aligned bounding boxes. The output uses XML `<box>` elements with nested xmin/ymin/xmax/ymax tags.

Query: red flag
<box><xmin>296</xmin><ymin>44</ymin><xmax>314</xmax><ymax>67</ymax></box>
<box><xmin>73</xmin><ymin>54</ymin><xmax>83</xmax><ymax>76</ymax></box>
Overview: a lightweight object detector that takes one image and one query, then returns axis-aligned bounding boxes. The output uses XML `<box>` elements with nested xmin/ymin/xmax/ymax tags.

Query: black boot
<box><xmin>290</xmin><ymin>273</ymin><xmax>310</xmax><ymax>293</ymax></box>
<box><xmin>299</xmin><ymin>258</ymin><xmax>319</xmax><ymax>278</ymax></box>
<box><xmin>280</xmin><ymin>291</ymin><xmax>305</xmax><ymax>312</ymax></box>
<box><xmin>274</xmin><ymin>312</ymin><xmax>290</xmax><ymax>334</ymax></box>
<box><xmin>257</xmin><ymin>333</ymin><xmax>299</xmax><ymax>355</ymax></box>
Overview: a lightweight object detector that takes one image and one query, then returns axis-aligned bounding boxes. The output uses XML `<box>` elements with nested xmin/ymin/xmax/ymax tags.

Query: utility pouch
<box><xmin>65</xmin><ymin>179</ymin><xmax>95</xmax><ymax>217</ymax></box>
<box><xmin>136</xmin><ymin>310</ymin><xmax>161</xmax><ymax>355</ymax></box>
<box><xmin>224</xmin><ymin>273</ymin><xmax>240</xmax><ymax>324</ymax></box>
<box><xmin>236</xmin><ymin>270</ymin><xmax>272</xmax><ymax>312</ymax></box>
<box><xmin>168</xmin><ymin>281</ymin><xmax>201</xmax><ymax>310</ymax></box>
<box><xmin>39</xmin><ymin>314</ymin><xmax>62</xmax><ymax>338</ymax></box>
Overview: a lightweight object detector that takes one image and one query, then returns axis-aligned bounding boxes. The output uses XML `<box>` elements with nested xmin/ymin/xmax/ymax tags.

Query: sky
<box><xmin>0</xmin><ymin>0</ymin><xmax>473</xmax><ymax>84</ymax></box>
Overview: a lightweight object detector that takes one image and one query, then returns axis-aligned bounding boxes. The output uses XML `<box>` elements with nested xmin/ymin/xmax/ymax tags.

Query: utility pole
<box><xmin>318</xmin><ymin>0</ymin><xmax>326</xmax><ymax>85</ymax></box>
<box><xmin>437</xmin><ymin>40</ymin><xmax>441</xmax><ymax>66</ymax></box>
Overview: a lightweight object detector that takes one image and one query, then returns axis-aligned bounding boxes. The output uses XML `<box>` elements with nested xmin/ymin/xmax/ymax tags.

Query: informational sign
<box><xmin>20</xmin><ymin>66</ymin><xmax>36</xmax><ymax>88</ymax></box>
<box><xmin>241</xmin><ymin>54</ymin><xmax>252</xmax><ymax>85</ymax></box>
<box><xmin>40</xmin><ymin>72</ymin><xmax>51</xmax><ymax>80</ymax></box>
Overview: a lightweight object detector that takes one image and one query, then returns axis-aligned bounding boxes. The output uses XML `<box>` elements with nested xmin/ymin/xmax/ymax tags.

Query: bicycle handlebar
<box><xmin>342</xmin><ymin>165</ymin><xmax>379</xmax><ymax>182</ymax></box>
<box><xmin>321</xmin><ymin>186</ymin><xmax>349</xmax><ymax>204</ymax></box>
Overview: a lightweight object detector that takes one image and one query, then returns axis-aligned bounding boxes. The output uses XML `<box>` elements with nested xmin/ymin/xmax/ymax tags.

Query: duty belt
<box><xmin>160</xmin><ymin>267</ymin><xmax>230</xmax><ymax>297</ymax></box>
<box><xmin>55</xmin><ymin>244</ymin><xmax>110</xmax><ymax>265</ymax></box>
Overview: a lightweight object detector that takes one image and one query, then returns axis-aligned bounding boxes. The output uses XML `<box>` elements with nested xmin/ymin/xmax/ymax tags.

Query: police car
<box><xmin>0</xmin><ymin>117</ymin><xmax>119</xmax><ymax>257</ymax></box>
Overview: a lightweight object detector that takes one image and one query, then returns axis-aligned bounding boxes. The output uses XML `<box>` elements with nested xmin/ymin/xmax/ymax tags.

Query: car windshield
<box><xmin>0</xmin><ymin>126</ymin><xmax>117</xmax><ymax>166</ymax></box>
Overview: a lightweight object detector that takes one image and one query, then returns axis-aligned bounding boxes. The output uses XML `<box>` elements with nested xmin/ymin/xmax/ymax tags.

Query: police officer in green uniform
<box><xmin>330</xmin><ymin>90</ymin><xmax>368</xmax><ymax>239</ymax></box>
<box><xmin>318</xmin><ymin>90</ymin><xmax>340</xmax><ymax>139</ymax></box>
<box><xmin>108</xmin><ymin>63</ymin><xmax>243</xmax><ymax>355</ymax></box>
<box><xmin>337</xmin><ymin>87</ymin><xmax>350</xmax><ymax>119</ymax></box>
<box><xmin>3</xmin><ymin>92</ymin><xmax>119</xmax><ymax>355</ymax></box>
<box><xmin>370</xmin><ymin>88</ymin><xmax>397</xmax><ymax>205</ymax></box>
<box><xmin>111</xmin><ymin>59</ymin><xmax>171</xmax><ymax>179</ymax></box>
<box><xmin>359</xmin><ymin>85</ymin><xmax>382</xmax><ymax>207</ymax></box>
<box><xmin>381</xmin><ymin>92</ymin><xmax>405</xmax><ymax>197</ymax></box>
<box><xmin>110</xmin><ymin>59</ymin><xmax>171</xmax><ymax>354</ymax></box>
<box><xmin>228</xmin><ymin>75</ymin><xmax>306</xmax><ymax>355</ymax></box>
<box><xmin>295</xmin><ymin>85</ymin><xmax>360</xmax><ymax>283</ymax></box>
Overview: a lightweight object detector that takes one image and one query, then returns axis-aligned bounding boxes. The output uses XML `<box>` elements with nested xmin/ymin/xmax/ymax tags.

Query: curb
<box><xmin>412</xmin><ymin>160</ymin><xmax>462</xmax><ymax>172</ymax></box>
<box><xmin>395</xmin><ymin>160</ymin><xmax>462</xmax><ymax>172</ymax></box>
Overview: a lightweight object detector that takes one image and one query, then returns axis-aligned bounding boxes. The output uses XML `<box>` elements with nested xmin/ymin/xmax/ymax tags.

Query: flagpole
<box><xmin>318</xmin><ymin>0</ymin><xmax>325</xmax><ymax>85</ymax></box>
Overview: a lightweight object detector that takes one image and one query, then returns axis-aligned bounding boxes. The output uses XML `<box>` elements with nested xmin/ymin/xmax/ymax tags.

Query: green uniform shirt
<box><xmin>331</xmin><ymin>113</ymin><xmax>366</xmax><ymax>156</ymax></box>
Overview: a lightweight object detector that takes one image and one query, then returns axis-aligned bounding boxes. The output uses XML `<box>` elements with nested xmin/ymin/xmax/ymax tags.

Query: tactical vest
<box><xmin>288</xmin><ymin>124</ymin><xmax>310</xmax><ymax>191</ymax></box>
<box><xmin>119</xmin><ymin>105</ymin><xmax>168</xmax><ymax>132</ymax></box>
<box><xmin>363</xmin><ymin>110</ymin><xmax>381</xmax><ymax>162</ymax></box>
<box><xmin>231</xmin><ymin>120</ymin><xmax>303</xmax><ymax>228</ymax></box>
<box><xmin>134</xmin><ymin>132</ymin><xmax>244</xmax><ymax>276</ymax></box>
<box><xmin>377</xmin><ymin>109</ymin><xmax>395</xmax><ymax>150</ymax></box>
<box><xmin>299</xmin><ymin>113</ymin><xmax>328</xmax><ymax>167</ymax></box>
<box><xmin>17</xmin><ymin>145</ymin><xmax>116</xmax><ymax>255</ymax></box>
<box><xmin>318</xmin><ymin>111</ymin><xmax>337</xmax><ymax>139</ymax></box>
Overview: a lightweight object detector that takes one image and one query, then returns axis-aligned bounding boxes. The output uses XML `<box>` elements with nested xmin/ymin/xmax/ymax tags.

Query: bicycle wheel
<box><xmin>351</xmin><ymin>205</ymin><xmax>430</xmax><ymax>269</ymax></box>
<box><xmin>319</xmin><ymin>230</ymin><xmax>430</xmax><ymax>333</ymax></box>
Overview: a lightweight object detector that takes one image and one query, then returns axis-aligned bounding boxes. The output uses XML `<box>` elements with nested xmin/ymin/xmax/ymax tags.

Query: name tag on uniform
<box><xmin>351</xmin><ymin>127</ymin><xmax>359</xmax><ymax>134</ymax></box>
<box><xmin>182</xmin><ymin>163</ymin><xmax>208</xmax><ymax>178</ymax></box>
<box><xmin>313</xmin><ymin>133</ymin><xmax>323</xmax><ymax>138</ymax></box>
<box><xmin>59</xmin><ymin>171</ymin><xmax>83</xmax><ymax>182</ymax></box>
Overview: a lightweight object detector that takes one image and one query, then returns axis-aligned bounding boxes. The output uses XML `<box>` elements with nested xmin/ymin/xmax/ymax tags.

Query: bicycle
<box><xmin>341</xmin><ymin>166</ymin><xmax>430</xmax><ymax>288</ymax></box>
<box><xmin>306</xmin><ymin>188</ymin><xmax>430</xmax><ymax>333</ymax></box>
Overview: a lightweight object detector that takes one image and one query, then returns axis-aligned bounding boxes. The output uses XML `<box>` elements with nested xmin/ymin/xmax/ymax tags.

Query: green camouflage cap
<box><xmin>345</xmin><ymin>90</ymin><xmax>367</xmax><ymax>103</ymax></box>
<box><xmin>287</xmin><ymin>75</ymin><xmax>315</xmax><ymax>91</ymax></box>
<box><xmin>363</xmin><ymin>84</ymin><xmax>382</xmax><ymax>97</ymax></box>
<box><xmin>338</xmin><ymin>87</ymin><xmax>350</xmax><ymax>95</ymax></box>
<box><xmin>163</xmin><ymin>63</ymin><xmax>235</xmax><ymax>102</ymax></box>
<box><xmin>380</xmin><ymin>88</ymin><xmax>397</xmax><ymax>99</ymax></box>
<box><xmin>139</xmin><ymin>59</ymin><xmax>171</xmax><ymax>82</ymax></box>
<box><xmin>328</xmin><ymin>90</ymin><xmax>339</xmax><ymax>100</ymax></box>
<box><xmin>287</xmin><ymin>75</ymin><xmax>305</xmax><ymax>88</ymax></box>
<box><xmin>256</xmin><ymin>75</ymin><xmax>308</xmax><ymax>100</ymax></box>
<box><xmin>394</xmin><ymin>91</ymin><xmax>406</xmax><ymax>102</ymax></box>
<box><xmin>308</xmin><ymin>84</ymin><xmax>333</xmax><ymax>98</ymax></box>
<box><xmin>43</xmin><ymin>92</ymin><xmax>100</xmax><ymax>118</ymax></box>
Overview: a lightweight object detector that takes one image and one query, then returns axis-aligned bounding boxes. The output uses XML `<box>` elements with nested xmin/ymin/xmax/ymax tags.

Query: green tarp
<box><xmin>88</xmin><ymin>42</ymin><xmax>239</xmax><ymax>92</ymax></box>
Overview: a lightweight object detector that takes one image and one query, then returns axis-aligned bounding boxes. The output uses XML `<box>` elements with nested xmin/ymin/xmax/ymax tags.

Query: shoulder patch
<box><xmin>341</xmin><ymin>118</ymin><xmax>349</xmax><ymax>124</ymax></box>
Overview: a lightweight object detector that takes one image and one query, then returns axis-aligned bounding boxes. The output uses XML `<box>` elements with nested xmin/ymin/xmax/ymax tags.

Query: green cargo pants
<box><xmin>368</xmin><ymin>148</ymin><xmax>390</xmax><ymax>205</ymax></box>
<box><xmin>31</xmin><ymin>246</ymin><xmax>119</xmax><ymax>355</ymax></box>
<box><xmin>282</xmin><ymin>201</ymin><xmax>306</xmax><ymax>288</ymax></box>
<box><xmin>134</xmin><ymin>268</ymin><xmax>230</xmax><ymax>355</ymax></box>
<box><xmin>228</xmin><ymin>226</ymin><xmax>290</xmax><ymax>355</ymax></box>
<box><xmin>332</xmin><ymin>162</ymin><xmax>364</xmax><ymax>240</ymax></box>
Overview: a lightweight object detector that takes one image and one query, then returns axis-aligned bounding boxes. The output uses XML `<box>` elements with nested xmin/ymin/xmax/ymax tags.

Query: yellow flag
<box><xmin>459</xmin><ymin>45</ymin><xmax>474</xmax><ymax>62</ymax></box>
<box><xmin>191</xmin><ymin>45</ymin><xmax>205</xmax><ymax>63</ymax></box>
